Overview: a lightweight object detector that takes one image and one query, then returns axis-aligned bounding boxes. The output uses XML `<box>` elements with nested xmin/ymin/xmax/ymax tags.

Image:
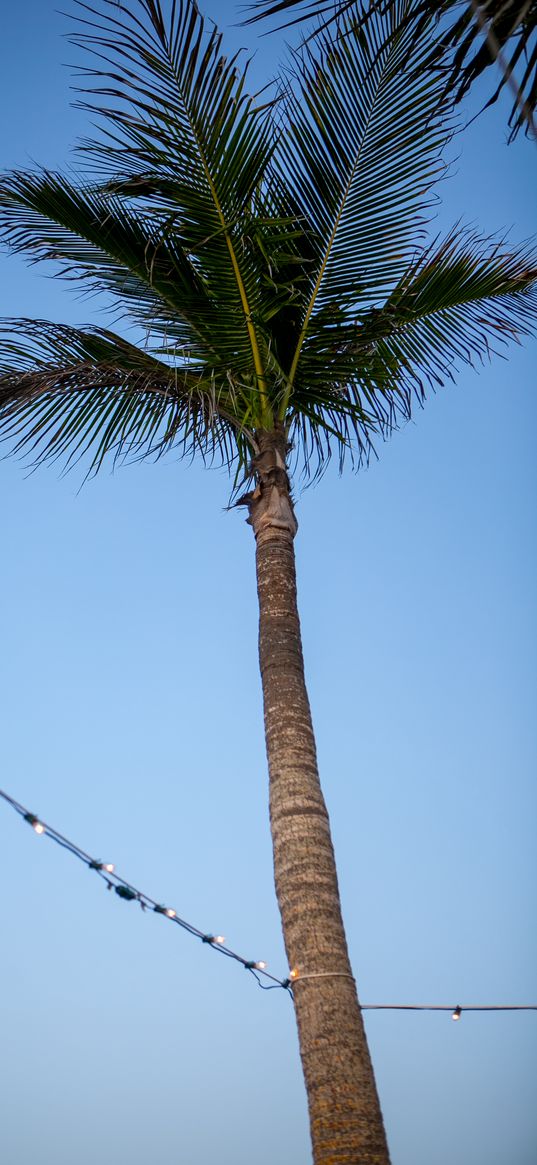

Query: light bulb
<box><xmin>214</xmin><ymin>935</ymin><xmax>226</xmax><ymax>945</ymax></box>
<box><xmin>255</xmin><ymin>961</ymin><xmax>267</xmax><ymax>971</ymax></box>
<box><xmin>289</xmin><ymin>968</ymin><xmax>300</xmax><ymax>980</ymax></box>
<box><xmin>104</xmin><ymin>863</ymin><xmax>115</xmax><ymax>874</ymax></box>
<box><xmin>165</xmin><ymin>908</ymin><xmax>176</xmax><ymax>919</ymax></box>
<box><xmin>24</xmin><ymin>813</ymin><xmax>44</xmax><ymax>834</ymax></box>
<box><xmin>452</xmin><ymin>1006</ymin><xmax>462</xmax><ymax>1021</ymax></box>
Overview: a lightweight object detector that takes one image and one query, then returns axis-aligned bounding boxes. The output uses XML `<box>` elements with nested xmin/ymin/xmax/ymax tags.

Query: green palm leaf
<box><xmin>276</xmin><ymin>2</ymin><xmax>450</xmax><ymax>404</ymax></box>
<box><xmin>0</xmin><ymin>170</ymin><xmax>216</xmax><ymax>353</ymax></box>
<box><xmin>358</xmin><ymin>229</ymin><xmax>537</xmax><ymax>393</ymax></box>
<box><xmin>0</xmin><ymin>319</ymin><xmax>247</xmax><ymax>473</ymax></box>
<box><xmin>286</xmin><ymin>229</ymin><xmax>537</xmax><ymax>472</ymax></box>
<box><xmin>68</xmin><ymin>0</ymin><xmax>284</xmax><ymax>422</ymax></box>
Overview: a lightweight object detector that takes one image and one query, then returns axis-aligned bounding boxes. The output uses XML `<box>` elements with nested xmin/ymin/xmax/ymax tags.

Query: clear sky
<box><xmin>0</xmin><ymin>4</ymin><xmax>535</xmax><ymax>1165</ymax></box>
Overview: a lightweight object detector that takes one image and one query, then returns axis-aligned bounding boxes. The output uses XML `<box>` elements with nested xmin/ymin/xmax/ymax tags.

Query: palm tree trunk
<box><xmin>245</xmin><ymin>427</ymin><xmax>390</xmax><ymax>1165</ymax></box>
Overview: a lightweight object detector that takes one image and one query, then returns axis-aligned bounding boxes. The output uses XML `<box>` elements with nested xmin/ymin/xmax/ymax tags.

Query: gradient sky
<box><xmin>0</xmin><ymin>4</ymin><xmax>536</xmax><ymax>1164</ymax></box>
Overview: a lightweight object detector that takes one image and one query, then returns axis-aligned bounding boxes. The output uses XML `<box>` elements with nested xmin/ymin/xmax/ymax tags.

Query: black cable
<box><xmin>360</xmin><ymin>1004</ymin><xmax>537</xmax><ymax>1012</ymax></box>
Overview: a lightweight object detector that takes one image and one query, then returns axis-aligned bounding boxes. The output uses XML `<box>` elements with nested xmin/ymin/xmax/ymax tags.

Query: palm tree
<box><xmin>249</xmin><ymin>0</ymin><xmax>537</xmax><ymax>139</ymax></box>
<box><xmin>0</xmin><ymin>2</ymin><xmax>536</xmax><ymax>1162</ymax></box>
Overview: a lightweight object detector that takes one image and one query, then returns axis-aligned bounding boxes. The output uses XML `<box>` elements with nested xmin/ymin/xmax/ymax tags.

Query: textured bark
<box><xmin>245</xmin><ymin>427</ymin><xmax>391</xmax><ymax>1165</ymax></box>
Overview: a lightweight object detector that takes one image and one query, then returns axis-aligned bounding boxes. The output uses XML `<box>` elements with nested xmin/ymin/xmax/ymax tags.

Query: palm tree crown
<box><xmin>0</xmin><ymin>0</ymin><xmax>535</xmax><ymax>485</ymax></box>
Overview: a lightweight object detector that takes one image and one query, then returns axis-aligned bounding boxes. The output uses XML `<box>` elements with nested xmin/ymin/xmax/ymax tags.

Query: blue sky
<box><xmin>0</xmin><ymin>4</ymin><xmax>535</xmax><ymax>1164</ymax></box>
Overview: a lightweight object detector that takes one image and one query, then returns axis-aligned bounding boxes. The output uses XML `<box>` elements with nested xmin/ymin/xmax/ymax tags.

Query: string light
<box><xmin>89</xmin><ymin>860</ymin><xmax>115</xmax><ymax>873</ymax></box>
<box><xmin>1</xmin><ymin>787</ymin><xmax>290</xmax><ymax>993</ymax></box>
<box><xmin>154</xmin><ymin>904</ymin><xmax>176</xmax><ymax>918</ymax></box>
<box><xmin>3</xmin><ymin>788</ymin><xmax>537</xmax><ymax>1017</ymax></box>
<box><xmin>24</xmin><ymin>813</ymin><xmax>45</xmax><ymax>834</ymax></box>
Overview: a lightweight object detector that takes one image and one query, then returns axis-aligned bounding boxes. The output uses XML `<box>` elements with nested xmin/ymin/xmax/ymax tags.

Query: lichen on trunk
<box><xmin>244</xmin><ymin>427</ymin><xmax>391</xmax><ymax>1165</ymax></box>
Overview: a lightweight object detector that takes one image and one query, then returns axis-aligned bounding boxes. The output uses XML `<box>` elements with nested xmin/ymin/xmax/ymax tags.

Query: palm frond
<box><xmin>362</xmin><ymin>228</ymin><xmax>537</xmax><ymax>390</ymax></box>
<box><xmin>68</xmin><ymin>0</ymin><xmax>282</xmax><ymax>421</ymax></box>
<box><xmin>247</xmin><ymin>0</ymin><xmax>537</xmax><ymax>140</ymax></box>
<box><xmin>0</xmin><ymin>170</ymin><xmax>215</xmax><ymax>352</ymax></box>
<box><xmin>275</xmin><ymin>1</ymin><xmax>450</xmax><ymax>406</ymax></box>
<box><xmin>435</xmin><ymin>0</ymin><xmax>537</xmax><ymax>140</ymax></box>
<box><xmin>247</xmin><ymin>0</ymin><xmax>343</xmax><ymax>28</ymax></box>
<box><xmin>283</xmin><ymin>227</ymin><xmax>537</xmax><ymax>473</ymax></box>
<box><xmin>0</xmin><ymin>320</ymin><xmax>251</xmax><ymax>474</ymax></box>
